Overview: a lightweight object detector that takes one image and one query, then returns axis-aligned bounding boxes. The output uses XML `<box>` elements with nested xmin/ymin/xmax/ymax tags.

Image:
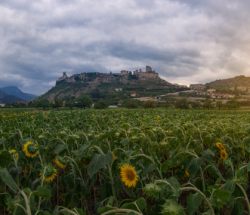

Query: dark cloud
<box><xmin>0</xmin><ymin>0</ymin><xmax>250</xmax><ymax>94</ymax></box>
<box><xmin>101</xmin><ymin>41</ymin><xmax>200</xmax><ymax>62</ymax></box>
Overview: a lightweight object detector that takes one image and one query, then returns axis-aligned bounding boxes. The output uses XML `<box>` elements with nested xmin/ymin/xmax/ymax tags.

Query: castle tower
<box><xmin>121</xmin><ymin>70</ymin><xmax>129</xmax><ymax>75</ymax></box>
<box><xmin>62</xmin><ymin>72</ymin><xmax>67</xmax><ymax>78</ymax></box>
<box><xmin>57</xmin><ymin>72</ymin><xmax>68</xmax><ymax>83</ymax></box>
<box><xmin>146</xmin><ymin>66</ymin><xmax>153</xmax><ymax>72</ymax></box>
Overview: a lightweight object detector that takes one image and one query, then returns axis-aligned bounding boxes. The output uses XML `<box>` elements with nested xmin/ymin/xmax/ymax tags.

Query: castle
<box><xmin>56</xmin><ymin>66</ymin><xmax>160</xmax><ymax>85</ymax></box>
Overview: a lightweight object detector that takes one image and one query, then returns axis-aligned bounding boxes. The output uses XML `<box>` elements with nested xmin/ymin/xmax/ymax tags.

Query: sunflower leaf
<box><xmin>87</xmin><ymin>152</ymin><xmax>112</xmax><ymax>178</ymax></box>
<box><xmin>0</xmin><ymin>150</ymin><xmax>12</xmax><ymax>168</ymax></box>
<box><xmin>0</xmin><ymin>168</ymin><xmax>19</xmax><ymax>193</ymax></box>
<box><xmin>34</xmin><ymin>186</ymin><xmax>52</xmax><ymax>199</ymax></box>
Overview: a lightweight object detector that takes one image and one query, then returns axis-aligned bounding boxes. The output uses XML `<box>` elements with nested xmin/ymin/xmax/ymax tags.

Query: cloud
<box><xmin>0</xmin><ymin>0</ymin><xmax>250</xmax><ymax>94</ymax></box>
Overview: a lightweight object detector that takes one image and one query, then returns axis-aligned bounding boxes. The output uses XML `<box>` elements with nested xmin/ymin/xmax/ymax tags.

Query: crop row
<box><xmin>0</xmin><ymin>109</ymin><xmax>249</xmax><ymax>214</ymax></box>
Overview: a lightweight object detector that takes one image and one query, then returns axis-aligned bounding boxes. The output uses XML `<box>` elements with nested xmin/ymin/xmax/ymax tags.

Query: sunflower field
<box><xmin>0</xmin><ymin>109</ymin><xmax>250</xmax><ymax>215</ymax></box>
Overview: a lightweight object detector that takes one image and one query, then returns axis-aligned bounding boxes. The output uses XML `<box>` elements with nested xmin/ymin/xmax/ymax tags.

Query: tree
<box><xmin>216</xmin><ymin>101</ymin><xmax>223</xmax><ymax>110</ymax></box>
<box><xmin>189</xmin><ymin>101</ymin><xmax>202</xmax><ymax>109</ymax></box>
<box><xmin>143</xmin><ymin>100</ymin><xmax>157</xmax><ymax>108</ymax></box>
<box><xmin>121</xmin><ymin>99</ymin><xmax>142</xmax><ymax>108</ymax></box>
<box><xmin>175</xmin><ymin>98</ymin><xmax>189</xmax><ymax>109</ymax></box>
<box><xmin>11</xmin><ymin>102</ymin><xmax>27</xmax><ymax>108</ymax></box>
<box><xmin>76</xmin><ymin>95</ymin><xmax>93</xmax><ymax>108</ymax></box>
<box><xmin>94</xmin><ymin>100</ymin><xmax>108</xmax><ymax>109</ymax></box>
<box><xmin>90</xmin><ymin>89</ymin><xmax>104</xmax><ymax>99</ymax></box>
<box><xmin>203</xmin><ymin>99</ymin><xmax>213</xmax><ymax>109</ymax></box>
<box><xmin>31</xmin><ymin>99</ymin><xmax>51</xmax><ymax>109</ymax></box>
<box><xmin>226</xmin><ymin>99</ymin><xmax>239</xmax><ymax>109</ymax></box>
<box><xmin>65</xmin><ymin>99</ymin><xmax>74</xmax><ymax>109</ymax></box>
<box><xmin>53</xmin><ymin>98</ymin><xmax>63</xmax><ymax>108</ymax></box>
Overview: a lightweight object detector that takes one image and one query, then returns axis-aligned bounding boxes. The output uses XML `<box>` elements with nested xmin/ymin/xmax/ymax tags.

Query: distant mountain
<box><xmin>0</xmin><ymin>86</ymin><xmax>36</xmax><ymax>104</ymax></box>
<box><xmin>206</xmin><ymin>75</ymin><xmax>250</xmax><ymax>93</ymax></box>
<box><xmin>40</xmin><ymin>66</ymin><xmax>188</xmax><ymax>102</ymax></box>
<box><xmin>0</xmin><ymin>90</ymin><xmax>22</xmax><ymax>104</ymax></box>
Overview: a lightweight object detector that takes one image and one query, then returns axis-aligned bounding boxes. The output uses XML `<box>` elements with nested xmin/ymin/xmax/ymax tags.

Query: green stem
<box><xmin>101</xmin><ymin>208</ymin><xmax>143</xmax><ymax>215</ymax></box>
<box><xmin>108</xmin><ymin>166</ymin><xmax>117</xmax><ymax>205</ymax></box>
<box><xmin>20</xmin><ymin>190</ymin><xmax>32</xmax><ymax>215</ymax></box>
<box><xmin>131</xmin><ymin>154</ymin><xmax>162</xmax><ymax>178</ymax></box>
<box><xmin>180</xmin><ymin>186</ymin><xmax>215</xmax><ymax>215</ymax></box>
<box><xmin>236</xmin><ymin>183</ymin><xmax>250</xmax><ymax>214</ymax></box>
<box><xmin>107</xmin><ymin>142</ymin><xmax>117</xmax><ymax>204</ymax></box>
<box><xmin>155</xmin><ymin>180</ymin><xmax>176</xmax><ymax>192</ymax></box>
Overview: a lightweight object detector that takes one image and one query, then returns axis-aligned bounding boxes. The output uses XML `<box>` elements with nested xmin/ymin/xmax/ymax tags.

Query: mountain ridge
<box><xmin>0</xmin><ymin>86</ymin><xmax>36</xmax><ymax>104</ymax></box>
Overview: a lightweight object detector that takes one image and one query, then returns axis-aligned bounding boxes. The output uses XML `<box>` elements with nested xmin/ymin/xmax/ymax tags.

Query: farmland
<box><xmin>0</xmin><ymin>109</ymin><xmax>250</xmax><ymax>215</ymax></box>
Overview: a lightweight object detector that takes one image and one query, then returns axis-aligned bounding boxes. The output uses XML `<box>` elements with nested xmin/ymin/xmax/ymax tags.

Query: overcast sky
<box><xmin>1</xmin><ymin>0</ymin><xmax>250</xmax><ymax>95</ymax></box>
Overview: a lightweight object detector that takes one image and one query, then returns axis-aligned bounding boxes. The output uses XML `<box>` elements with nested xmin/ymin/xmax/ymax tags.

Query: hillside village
<box><xmin>57</xmin><ymin>66</ymin><xmax>166</xmax><ymax>85</ymax></box>
<box><xmin>40</xmin><ymin>66</ymin><xmax>187</xmax><ymax>102</ymax></box>
<box><xmin>133</xmin><ymin>74</ymin><xmax>250</xmax><ymax>108</ymax></box>
<box><xmin>187</xmin><ymin>84</ymin><xmax>235</xmax><ymax>99</ymax></box>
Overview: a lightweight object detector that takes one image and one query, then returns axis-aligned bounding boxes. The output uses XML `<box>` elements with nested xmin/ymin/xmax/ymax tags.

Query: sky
<box><xmin>0</xmin><ymin>0</ymin><xmax>250</xmax><ymax>95</ymax></box>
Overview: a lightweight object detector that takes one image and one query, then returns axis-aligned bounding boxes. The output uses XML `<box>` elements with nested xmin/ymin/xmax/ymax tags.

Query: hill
<box><xmin>206</xmin><ymin>75</ymin><xmax>250</xmax><ymax>93</ymax></box>
<box><xmin>40</xmin><ymin>66</ymin><xmax>188</xmax><ymax>102</ymax></box>
<box><xmin>0</xmin><ymin>86</ymin><xmax>36</xmax><ymax>104</ymax></box>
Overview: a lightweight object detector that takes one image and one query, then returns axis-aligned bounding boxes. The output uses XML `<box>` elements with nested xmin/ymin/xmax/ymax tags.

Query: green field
<box><xmin>0</xmin><ymin>109</ymin><xmax>250</xmax><ymax>214</ymax></box>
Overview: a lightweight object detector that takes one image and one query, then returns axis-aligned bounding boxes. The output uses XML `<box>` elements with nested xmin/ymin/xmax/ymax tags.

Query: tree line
<box><xmin>2</xmin><ymin>96</ymin><xmax>248</xmax><ymax>110</ymax></box>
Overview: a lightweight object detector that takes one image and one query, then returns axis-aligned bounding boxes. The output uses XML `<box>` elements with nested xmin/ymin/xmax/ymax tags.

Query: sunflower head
<box><xmin>42</xmin><ymin>164</ymin><xmax>58</xmax><ymax>183</ymax></box>
<box><xmin>215</xmin><ymin>142</ymin><xmax>225</xmax><ymax>151</ymax></box>
<box><xmin>161</xmin><ymin>200</ymin><xmax>185</xmax><ymax>215</ymax></box>
<box><xmin>143</xmin><ymin>183</ymin><xmax>161</xmax><ymax>199</ymax></box>
<box><xmin>22</xmin><ymin>140</ymin><xmax>39</xmax><ymax>158</ymax></box>
<box><xmin>9</xmin><ymin>149</ymin><xmax>19</xmax><ymax>160</ymax></box>
<box><xmin>120</xmin><ymin>164</ymin><xmax>138</xmax><ymax>188</ymax></box>
<box><xmin>53</xmin><ymin>156</ymin><xmax>66</xmax><ymax>169</ymax></box>
<box><xmin>220</xmin><ymin>149</ymin><xmax>228</xmax><ymax>161</ymax></box>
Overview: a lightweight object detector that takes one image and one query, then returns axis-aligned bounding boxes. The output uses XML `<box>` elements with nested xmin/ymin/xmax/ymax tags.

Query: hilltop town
<box><xmin>57</xmin><ymin>66</ymin><xmax>165</xmax><ymax>85</ymax></box>
<box><xmin>37</xmin><ymin>66</ymin><xmax>187</xmax><ymax>103</ymax></box>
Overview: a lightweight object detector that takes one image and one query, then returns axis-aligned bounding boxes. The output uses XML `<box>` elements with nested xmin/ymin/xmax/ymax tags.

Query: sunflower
<box><xmin>184</xmin><ymin>169</ymin><xmax>190</xmax><ymax>178</ymax></box>
<box><xmin>9</xmin><ymin>149</ymin><xmax>19</xmax><ymax>160</ymax></box>
<box><xmin>120</xmin><ymin>164</ymin><xmax>138</xmax><ymax>188</ymax></box>
<box><xmin>22</xmin><ymin>140</ymin><xmax>39</xmax><ymax>158</ymax></box>
<box><xmin>220</xmin><ymin>149</ymin><xmax>228</xmax><ymax>161</ymax></box>
<box><xmin>215</xmin><ymin>142</ymin><xmax>225</xmax><ymax>151</ymax></box>
<box><xmin>53</xmin><ymin>157</ymin><xmax>66</xmax><ymax>169</ymax></box>
<box><xmin>42</xmin><ymin>165</ymin><xmax>58</xmax><ymax>183</ymax></box>
<box><xmin>143</xmin><ymin>183</ymin><xmax>161</xmax><ymax>199</ymax></box>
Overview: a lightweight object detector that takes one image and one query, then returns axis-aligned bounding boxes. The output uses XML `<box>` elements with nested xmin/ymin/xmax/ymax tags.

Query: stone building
<box><xmin>120</xmin><ymin>70</ymin><xmax>130</xmax><ymax>76</ymax></box>
<box><xmin>57</xmin><ymin>66</ymin><xmax>159</xmax><ymax>85</ymax></box>
<box><xmin>134</xmin><ymin>66</ymin><xmax>159</xmax><ymax>80</ymax></box>
<box><xmin>190</xmin><ymin>84</ymin><xmax>206</xmax><ymax>91</ymax></box>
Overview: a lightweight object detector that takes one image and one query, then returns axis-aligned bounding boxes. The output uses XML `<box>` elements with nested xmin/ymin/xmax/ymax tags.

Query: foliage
<box><xmin>53</xmin><ymin>98</ymin><xmax>64</xmax><ymax>108</ymax></box>
<box><xmin>76</xmin><ymin>95</ymin><xmax>93</xmax><ymax>108</ymax></box>
<box><xmin>175</xmin><ymin>98</ymin><xmax>189</xmax><ymax>109</ymax></box>
<box><xmin>31</xmin><ymin>98</ymin><xmax>51</xmax><ymax>109</ymax></box>
<box><xmin>143</xmin><ymin>100</ymin><xmax>157</xmax><ymax>108</ymax></box>
<box><xmin>226</xmin><ymin>99</ymin><xmax>240</xmax><ymax>109</ymax></box>
<box><xmin>121</xmin><ymin>99</ymin><xmax>142</xmax><ymax>108</ymax></box>
<box><xmin>94</xmin><ymin>100</ymin><xmax>108</xmax><ymax>109</ymax></box>
<box><xmin>0</xmin><ymin>109</ymin><xmax>250</xmax><ymax>214</ymax></box>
